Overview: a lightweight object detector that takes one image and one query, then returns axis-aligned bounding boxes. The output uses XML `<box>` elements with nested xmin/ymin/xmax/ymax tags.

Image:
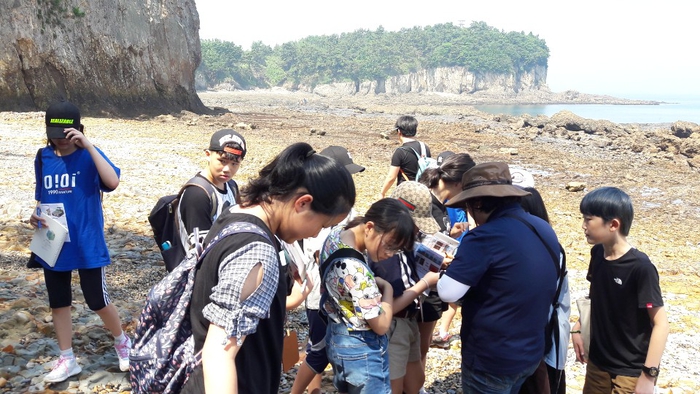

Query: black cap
<box><xmin>46</xmin><ymin>100</ymin><xmax>81</xmax><ymax>139</ymax></box>
<box><xmin>209</xmin><ymin>129</ymin><xmax>247</xmax><ymax>158</ymax></box>
<box><xmin>319</xmin><ymin>146</ymin><xmax>365</xmax><ymax>174</ymax></box>
<box><xmin>437</xmin><ymin>151</ymin><xmax>456</xmax><ymax>165</ymax></box>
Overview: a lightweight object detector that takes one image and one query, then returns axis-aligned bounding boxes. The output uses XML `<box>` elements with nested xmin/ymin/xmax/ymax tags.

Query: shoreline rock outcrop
<box><xmin>1</xmin><ymin>0</ymin><xmax>205</xmax><ymax>116</ymax></box>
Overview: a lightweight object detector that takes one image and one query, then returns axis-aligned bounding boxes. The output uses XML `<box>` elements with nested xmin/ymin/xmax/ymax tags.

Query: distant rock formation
<box><xmin>0</xmin><ymin>0</ymin><xmax>205</xmax><ymax>115</ymax></box>
<box><xmin>308</xmin><ymin>66</ymin><xmax>547</xmax><ymax>96</ymax></box>
<box><xmin>305</xmin><ymin>66</ymin><xmax>659</xmax><ymax>105</ymax></box>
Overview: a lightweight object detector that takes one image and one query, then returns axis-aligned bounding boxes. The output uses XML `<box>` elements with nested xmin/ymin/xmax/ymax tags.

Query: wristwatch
<box><xmin>641</xmin><ymin>365</ymin><xmax>660</xmax><ymax>378</ymax></box>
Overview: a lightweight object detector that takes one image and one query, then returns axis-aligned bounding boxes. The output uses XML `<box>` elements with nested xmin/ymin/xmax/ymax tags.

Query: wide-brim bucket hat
<box><xmin>445</xmin><ymin>162</ymin><xmax>531</xmax><ymax>207</ymax></box>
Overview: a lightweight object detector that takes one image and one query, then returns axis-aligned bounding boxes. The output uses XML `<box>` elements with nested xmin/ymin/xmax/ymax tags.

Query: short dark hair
<box><xmin>241</xmin><ymin>142</ymin><xmax>356</xmax><ymax>217</ymax></box>
<box><xmin>579</xmin><ymin>186</ymin><xmax>634</xmax><ymax>236</ymax></box>
<box><xmin>395</xmin><ymin>115</ymin><xmax>418</xmax><ymax>137</ymax></box>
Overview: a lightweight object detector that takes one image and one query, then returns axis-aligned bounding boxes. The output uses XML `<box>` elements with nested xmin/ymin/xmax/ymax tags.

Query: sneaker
<box><xmin>44</xmin><ymin>356</ymin><xmax>82</xmax><ymax>383</ymax></box>
<box><xmin>115</xmin><ymin>335</ymin><xmax>132</xmax><ymax>372</ymax></box>
<box><xmin>430</xmin><ymin>332</ymin><xmax>453</xmax><ymax>349</ymax></box>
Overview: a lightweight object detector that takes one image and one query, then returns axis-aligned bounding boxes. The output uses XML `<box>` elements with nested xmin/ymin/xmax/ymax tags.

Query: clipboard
<box><xmin>29</xmin><ymin>214</ymin><xmax>68</xmax><ymax>267</ymax></box>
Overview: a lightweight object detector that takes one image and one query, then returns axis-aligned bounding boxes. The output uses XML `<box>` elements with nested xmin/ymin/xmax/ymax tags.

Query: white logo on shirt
<box><xmin>614</xmin><ymin>277</ymin><xmax>622</xmax><ymax>285</ymax></box>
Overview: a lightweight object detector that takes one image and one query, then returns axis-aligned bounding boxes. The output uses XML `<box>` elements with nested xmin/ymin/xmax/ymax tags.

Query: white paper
<box><xmin>29</xmin><ymin>214</ymin><xmax>68</xmax><ymax>267</ymax></box>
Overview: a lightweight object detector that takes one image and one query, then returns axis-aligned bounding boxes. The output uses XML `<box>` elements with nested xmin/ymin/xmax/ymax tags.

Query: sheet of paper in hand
<box><xmin>29</xmin><ymin>214</ymin><xmax>68</xmax><ymax>267</ymax></box>
<box><xmin>413</xmin><ymin>243</ymin><xmax>445</xmax><ymax>295</ymax></box>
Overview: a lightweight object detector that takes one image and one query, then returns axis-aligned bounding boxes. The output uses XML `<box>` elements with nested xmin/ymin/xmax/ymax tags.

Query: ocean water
<box><xmin>474</xmin><ymin>94</ymin><xmax>700</xmax><ymax>124</ymax></box>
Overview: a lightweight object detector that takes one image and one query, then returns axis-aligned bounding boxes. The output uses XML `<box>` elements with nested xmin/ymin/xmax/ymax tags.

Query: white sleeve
<box><xmin>437</xmin><ymin>275</ymin><xmax>470</xmax><ymax>303</ymax></box>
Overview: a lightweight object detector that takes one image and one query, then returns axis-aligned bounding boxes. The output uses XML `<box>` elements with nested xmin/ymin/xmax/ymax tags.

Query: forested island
<box><xmin>197</xmin><ymin>22</ymin><xmax>549</xmax><ymax>92</ymax></box>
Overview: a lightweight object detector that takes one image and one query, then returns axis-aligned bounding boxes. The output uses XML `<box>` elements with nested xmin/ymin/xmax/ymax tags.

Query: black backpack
<box><xmin>148</xmin><ymin>176</ymin><xmax>238</xmax><ymax>272</ymax></box>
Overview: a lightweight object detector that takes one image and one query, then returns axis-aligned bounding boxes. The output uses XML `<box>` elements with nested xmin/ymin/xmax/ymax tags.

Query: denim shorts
<box><xmin>326</xmin><ymin>322</ymin><xmax>391</xmax><ymax>394</ymax></box>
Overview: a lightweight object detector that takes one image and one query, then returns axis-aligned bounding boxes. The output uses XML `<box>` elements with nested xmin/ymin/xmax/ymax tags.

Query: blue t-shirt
<box><xmin>446</xmin><ymin>207</ymin><xmax>467</xmax><ymax>241</ymax></box>
<box><xmin>34</xmin><ymin>146</ymin><xmax>120</xmax><ymax>271</ymax></box>
<box><xmin>444</xmin><ymin>203</ymin><xmax>558</xmax><ymax>375</ymax></box>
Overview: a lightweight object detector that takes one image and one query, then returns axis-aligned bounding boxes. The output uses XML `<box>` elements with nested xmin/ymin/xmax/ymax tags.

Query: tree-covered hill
<box><xmin>197</xmin><ymin>21</ymin><xmax>549</xmax><ymax>90</ymax></box>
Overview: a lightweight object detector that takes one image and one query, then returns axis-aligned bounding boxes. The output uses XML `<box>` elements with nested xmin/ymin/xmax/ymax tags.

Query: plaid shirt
<box><xmin>202</xmin><ymin>240</ymin><xmax>279</xmax><ymax>346</ymax></box>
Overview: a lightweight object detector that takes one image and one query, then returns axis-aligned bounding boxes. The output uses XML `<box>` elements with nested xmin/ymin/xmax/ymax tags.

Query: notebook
<box><xmin>29</xmin><ymin>214</ymin><xmax>68</xmax><ymax>267</ymax></box>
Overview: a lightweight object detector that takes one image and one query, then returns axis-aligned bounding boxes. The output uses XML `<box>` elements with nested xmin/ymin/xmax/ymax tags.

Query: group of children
<box><xmin>29</xmin><ymin>102</ymin><xmax>668</xmax><ymax>394</ymax></box>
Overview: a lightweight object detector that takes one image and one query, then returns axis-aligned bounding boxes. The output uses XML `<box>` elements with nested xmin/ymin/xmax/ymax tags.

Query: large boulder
<box><xmin>0</xmin><ymin>0</ymin><xmax>205</xmax><ymax>115</ymax></box>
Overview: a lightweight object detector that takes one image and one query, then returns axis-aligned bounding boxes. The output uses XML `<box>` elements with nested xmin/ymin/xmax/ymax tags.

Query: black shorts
<box><xmin>417</xmin><ymin>291</ymin><xmax>447</xmax><ymax>323</ymax></box>
<box><xmin>43</xmin><ymin>267</ymin><xmax>111</xmax><ymax>310</ymax></box>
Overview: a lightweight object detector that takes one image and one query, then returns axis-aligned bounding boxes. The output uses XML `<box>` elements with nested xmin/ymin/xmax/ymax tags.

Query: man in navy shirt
<box><xmin>437</xmin><ymin>162</ymin><xmax>559</xmax><ymax>393</ymax></box>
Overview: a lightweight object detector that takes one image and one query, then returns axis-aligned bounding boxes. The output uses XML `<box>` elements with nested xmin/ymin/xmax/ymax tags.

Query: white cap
<box><xmin>509</xmin><ymin>166</ymin><xmax>535</xmax><ymax>188</ymax></box>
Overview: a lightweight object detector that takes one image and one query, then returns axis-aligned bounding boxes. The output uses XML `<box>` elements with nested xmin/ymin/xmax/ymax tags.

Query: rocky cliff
<box><xmin>308</xmin><ymin>65</ymin><xmax>549</xmax><ymax>96</ymax></box>
<box><xmin>0</xmin><ymin>0</ymin><xmax>205</xmax><ymax>115</ymax></box>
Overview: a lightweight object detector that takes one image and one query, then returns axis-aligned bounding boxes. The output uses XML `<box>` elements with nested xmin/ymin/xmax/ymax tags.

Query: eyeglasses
<box><xmin>379</xmin><ymin>233</ymin><xmax>402</xmax><ymax>255</ymax></box>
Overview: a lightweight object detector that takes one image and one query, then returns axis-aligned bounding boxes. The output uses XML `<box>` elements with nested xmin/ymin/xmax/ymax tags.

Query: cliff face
<box><xmin>311</xmin><ymin>65</ymin><xmax>549</xmax><ymax>96</ymax></box>
<box><xmin>0</xmin><ymin>0</ymin><xmax>205</xmax><ymax>115</ymax></box>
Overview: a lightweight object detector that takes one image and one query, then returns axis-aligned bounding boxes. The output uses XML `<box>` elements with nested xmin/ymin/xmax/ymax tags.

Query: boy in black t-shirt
<box><xmin>573</xmin><ymin>187</ymin><xmax>669</xmax><ymax>394</ymax></box>
<box><xmin>379</xmin><ymin>115</ymin><xmax>431</xmax><ymax>198</ymax></box>
<box><xmin>177</xmin><ymin>129</ymin><xmax>245</xmax><ymax>248</ymax></box>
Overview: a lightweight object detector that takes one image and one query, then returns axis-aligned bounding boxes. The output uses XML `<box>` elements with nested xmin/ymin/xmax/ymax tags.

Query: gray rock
<box><xmin>0</xmin><ymin>0</ymin><xmax>204</xmax><ymax>115</ymax></box>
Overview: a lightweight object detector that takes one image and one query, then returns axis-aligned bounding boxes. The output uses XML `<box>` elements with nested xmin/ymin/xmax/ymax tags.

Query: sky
<box><xmin>196</xmin><ymin>0</ymin><xmax>699</xmax><ymax>99</ymax></box>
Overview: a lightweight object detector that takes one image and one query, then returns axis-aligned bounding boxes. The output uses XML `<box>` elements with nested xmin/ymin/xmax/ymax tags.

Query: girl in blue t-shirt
<box><xmin>29</xmin><ymin>101</ymin><xmax>131</xmax><ymax>383</ymax></box>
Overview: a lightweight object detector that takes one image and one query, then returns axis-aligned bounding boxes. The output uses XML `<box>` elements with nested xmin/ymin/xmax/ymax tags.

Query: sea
<box><xmin>473</xmin><ymin>94</ymin><xmax>700</xmax><ymax>124</ymax></box>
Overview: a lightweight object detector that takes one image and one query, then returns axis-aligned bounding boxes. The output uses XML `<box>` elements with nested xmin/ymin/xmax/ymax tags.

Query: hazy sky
<box><xmin>196</xmin><ymin>0</ymin><xmax>698</xmax><ymax>98</ymax></box>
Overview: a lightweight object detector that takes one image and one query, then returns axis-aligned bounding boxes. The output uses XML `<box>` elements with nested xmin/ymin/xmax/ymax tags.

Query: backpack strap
<box><xmin>399</xmin><ymin>144</ymin><xmax>423</xmax><ymax>182</ymax></box>
<box><xmin>319</xmin><ymin>247</ymin><xmax>366</xmax><ymax>280</ymax></box>
<box><xmin>181</xmin><ymin>175</ymin><xmax>218</xmax><ymax>220</ymax></box>
<box><xmin>418</xmin><ymin>141</ymin><xmax>427</xmax><ymax>158</ymax></box>
<box><xmin>35</xmin><ymin>148</ymin><xmax>44</xmax><ymax>197</ymax></box>
<box><xmin>197</xmin><ymin>221</ymin><xmax>272</xmax><ymax>266</ymax></box>
<box><xmin>227</xmin><ymin>179</ymin><xmax>241</xmax><ymax>205</ymax></box>
<box><xmin>501</xmin><ymin>213</ymin><xmax>566</xmax><ymax>373</ymax></box>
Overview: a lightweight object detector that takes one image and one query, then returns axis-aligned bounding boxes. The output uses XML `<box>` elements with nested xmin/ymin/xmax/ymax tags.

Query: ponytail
<box><xmin>420</xmin><ymin>153</ymin><xmax>476</xmax><ymax>189</ymax></box>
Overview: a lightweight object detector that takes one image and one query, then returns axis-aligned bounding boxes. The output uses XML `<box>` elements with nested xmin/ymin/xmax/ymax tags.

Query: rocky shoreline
<box><xmin>0</xmin><ymin>91</ymin><xmax>698</xmax><ymax>393</ymax></box>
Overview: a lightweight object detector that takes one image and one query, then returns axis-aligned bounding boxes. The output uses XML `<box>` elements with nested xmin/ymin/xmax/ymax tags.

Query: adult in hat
<box><xmin>176</xmin><ymin>129</ymin><xmax>247</xmax><ymax>268</ymax></box>
<box><xmin>437</xmin><ymin>162</ymin><xmax>561</xmax><ymax>393</ymax></box>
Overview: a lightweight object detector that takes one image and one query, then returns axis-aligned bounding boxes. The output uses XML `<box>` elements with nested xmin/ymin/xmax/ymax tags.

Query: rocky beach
<box><xmin>1</xmin><ymin>90</ymin><xmax>699</xmax><ymax>393</ymax></box>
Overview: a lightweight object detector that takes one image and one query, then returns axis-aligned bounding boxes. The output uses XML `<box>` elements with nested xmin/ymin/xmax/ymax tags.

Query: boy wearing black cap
<box><xmin>177</xmin><ymin>129</ymin><xmax>246</xmax><ymax>253</ymax></box>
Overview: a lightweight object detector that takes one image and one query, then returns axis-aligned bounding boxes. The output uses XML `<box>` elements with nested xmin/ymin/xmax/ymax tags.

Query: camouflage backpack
<box><xmin>129</xmin><ymin>221</ymin><xmax>270</xmax><ymax>393</ymax></box>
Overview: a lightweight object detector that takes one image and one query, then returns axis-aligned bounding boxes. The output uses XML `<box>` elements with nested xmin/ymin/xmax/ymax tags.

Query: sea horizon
<box><xmin>474</xmin><ymin>93</ymin><xmax>700</xmax><ymax>124</ymax></box>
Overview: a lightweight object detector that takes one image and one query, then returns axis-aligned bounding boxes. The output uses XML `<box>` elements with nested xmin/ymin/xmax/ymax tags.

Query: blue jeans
<box><xmin>326</xmin><ymin>322</ymin><xmax>391</xmax><ymax>394</ymax></box>
<box><xmin>462</xmin><ymin>361</ymin><xmax>540</xmax><ymax>394</ymax></box>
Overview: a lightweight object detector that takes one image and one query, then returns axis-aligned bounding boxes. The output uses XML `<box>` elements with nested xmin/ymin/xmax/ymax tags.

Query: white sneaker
<box><xmin>44</xmin><ymin>356</ymin><xmax>82</xmax><ymax>383</ymax></box>
<box><xmin>115</xmin><ymin>335</ymin><xmax>132</xmax><ymax>372</ymax></box>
